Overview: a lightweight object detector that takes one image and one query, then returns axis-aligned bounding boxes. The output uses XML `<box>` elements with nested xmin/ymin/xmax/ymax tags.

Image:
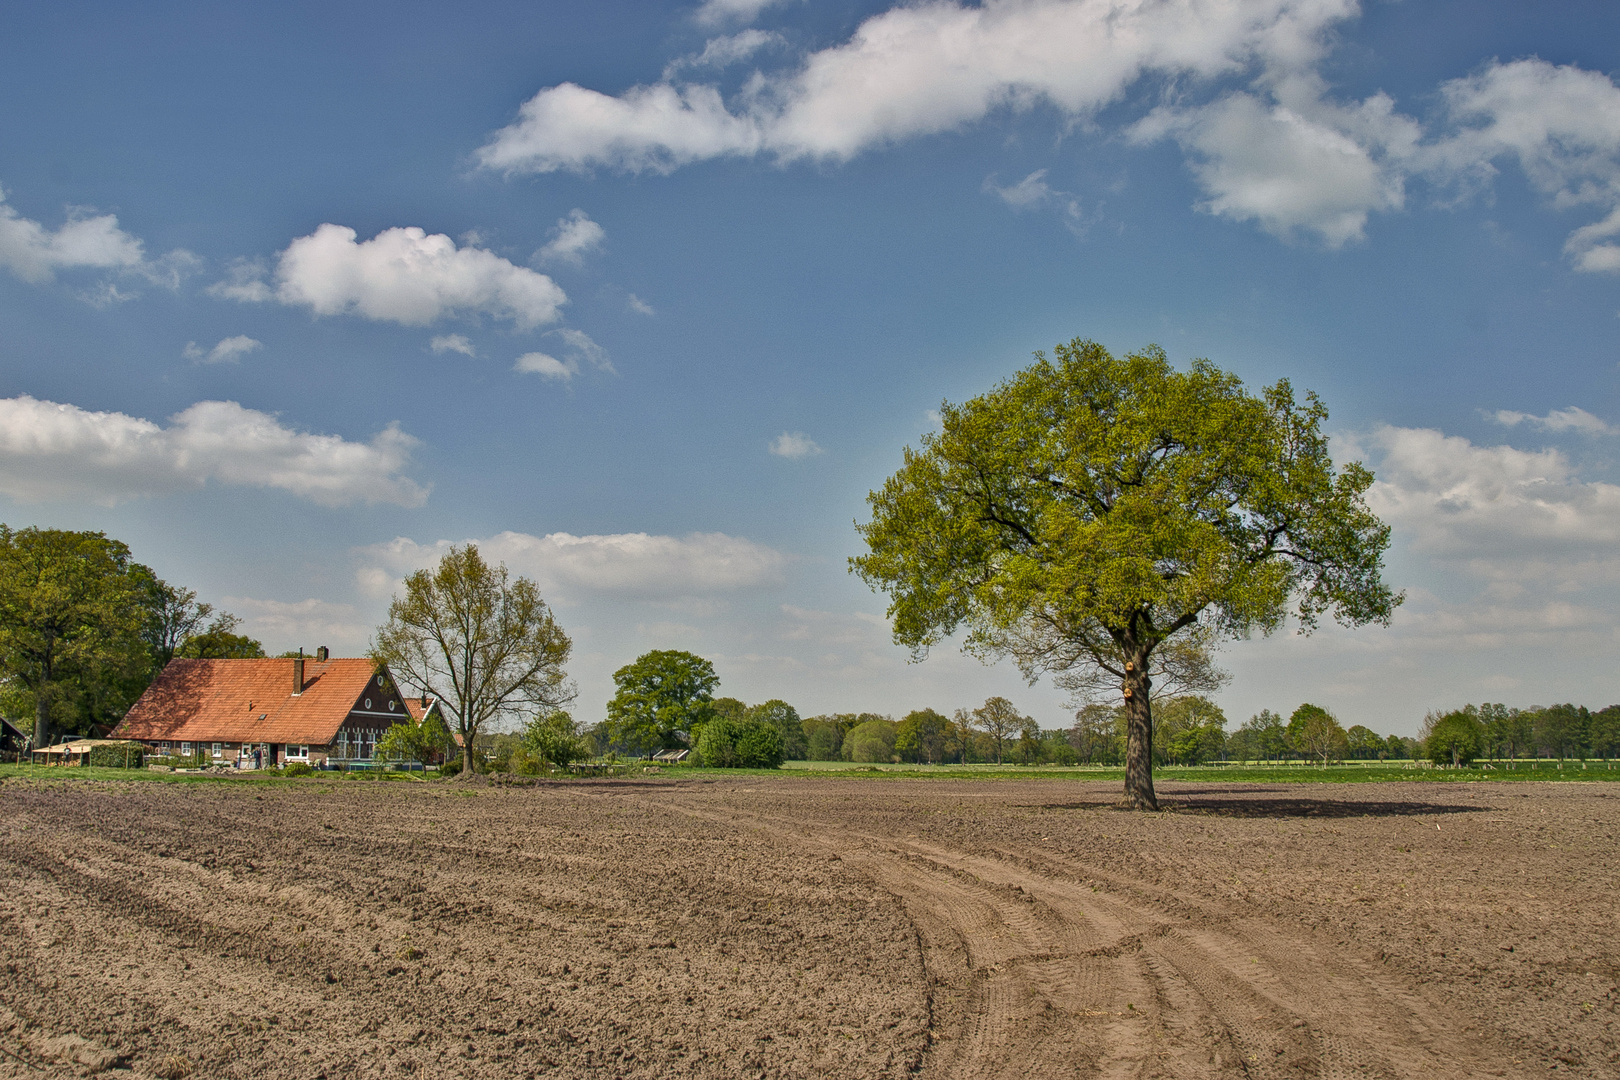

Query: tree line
<box><xmin>0</xmin><ymin>525</ymin><xmax>265</xmax><ymax>748</ymax></box>
<box><xmin>1420</xmin><ymin>703</ymin><xmax>1620</xmax><ymax>767</ymax></box>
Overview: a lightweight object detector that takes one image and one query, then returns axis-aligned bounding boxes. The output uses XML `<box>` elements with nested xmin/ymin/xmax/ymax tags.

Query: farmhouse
<box><xmin>112</xmin><ymin>651</ymin><xmax>411</xmax><ymax>767</ymax></box>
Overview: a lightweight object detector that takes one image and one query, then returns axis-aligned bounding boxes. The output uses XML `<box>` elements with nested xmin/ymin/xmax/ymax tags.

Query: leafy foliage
<box><xmin>376</xmin><ymin>708</ymin><xmax>454</xmax><ymax>766</ymax></box>
<box><xmin>86</xmin><ymin>741</ymin><xmax>145</xmax><ymax>768</ymax></box>
<box><xmin>605</xmin><ymin>650</ymin><xmax>718</xmax><ymax>758</ymax></box>
<box><xmin>896</xmin><ymin>708</ymin><xmax>951</xmax><ymax>764</ymax></box>
<box><xmin>746</xmin><ymin>699</ymin><xmax>806</xmax><ymax>760</ymax></box>
<box><xmin>695</xmin><ymin>714</ymin><xmax>783</xmax><ymax>768</ymax></box>
<box><xmin>0</xmin><ymin>527</ymin><xmax>153</xmax><ymax>743</ymax></box>
<box><xmin>522</xmin><ymin>709</ymin><xmax>587</xmax><ymax>768</ymax></box>
<box><xmin>852</xmin><ymin>339</ymin><xmax>1400</xmax><ymax>809</ymax></box>
<box><xmin>842</xmin><ymin>718</ymin><xmax>897</xmax><ymax>763</ymax></box>
<box><xmin>1426</xmin><ymin>710</ymin><xmax>1484</xmax><ymax>767</ymax></box>
<box><xmin>1288</xmin><ymin>704</ymin><xmax>1347</xmax><ymax>766</ymax></box>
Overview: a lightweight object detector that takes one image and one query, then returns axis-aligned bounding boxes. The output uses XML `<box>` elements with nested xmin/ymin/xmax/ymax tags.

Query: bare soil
<box><xmin>0</xmin><ymin>775</ymin><xmax>1614</xmax><ymax>1079</ymax></box>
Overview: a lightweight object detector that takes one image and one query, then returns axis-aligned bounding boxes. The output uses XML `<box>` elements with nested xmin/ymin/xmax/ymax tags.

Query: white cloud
<box><xmin>769</xmin><ymin>431</ymin><xmax>822</xmax><ymax>458</ymax></box>
<box><xmin>986</xmin><ymin>169</ymin><xmax>1090</xmax><ymax>235</ymax></box>
<box><xmin>208</xmin><ymin>258</ymin><xmax>273</xmax><ymax>302</ymax></box>
<box><xmin>550</xmin><ymin>327</ymin><xmax>614</xmax><ymax>373</ymax></box>
<box><xmin>1130</xmin><ymin>85</ymin><xmax>1418</xmax><ymax>246</ymax></box>
<box><xmin>0</xmin><ymin>395</ymin><xmax>427</xmax><ymax>507</ymax></box>
<box><xmin>694</xmin><ymin>0</ymin><xmax>792</xmax><ymax>28</ymax></box>
<box><xmin>183</xmin><ymin>335</ymin><xmax>262</xmax><ymax>365</ymax></box>
<box><xmin>477</xmin><ymin>0</ymin><xmax>1359</xmax><ymax>175</ymax></box>
<box><xmin>534</xmin><ymin>209</ymin><xmax>605</xmax><ymax>266</ymax></box>
<box><xmin>0</xmin><ymin>185</ymin><xmax>197</xmax><ymax>289</ymax></box>
<box><xmin>514</xmin><ymin>352</ymin><xmax>577</xmax><ymax>380</ymax></box>
<box><xmin>478</xmin><ymin>81</ymin><xmax>763</xmax><ymax>175</ymax></box>
<box><xmin>1565</xmin><ymin>208</ymin><xmax>1620</xmax><ymax>273</ymax></box>
<box><xmin>626</xmin><ymin>293</ymin><xmax>656</xmax><ymax>316</ymax></box>
<box><xmin>1492</xmin><ymin>406</ymin><xmax>1618</xmax><ymax>437</ymax></box>
<box><xmin>223</xmin><ymin>597</ymin><xmax>369</xmax><ymax>652</ymax></box>
<box><xmin>471</xmin><ymin>8</ymin><xmax>1620</xmax><ymax>264</ymax></box>
<box><xmin>212</xmin><ymin>224</ymin><xmax>566</xmax><ymax>329</ymax></box>
<box><xmin>1428</xmin><ymin>59</ymin><xmax>1620</xmax><ymax>273</ymax></box>
<box><xmin>666</xmin><ymin>29</ymin><xmax>785</xmax><ymax>77</ymax></box>
<box><xmin>361</xmin><ymin>530</ymin><xmax>789</xmax><ymax>600</ymax></box>
<box><xmin>430</xmin><ymin>333</ymin><xmax>477</xmax><ymax>357</ymax></box>
<box><xmin>1354</xmin><ymin>425</ymin><xmax>1620</xmax><ymax>571</ymax></box>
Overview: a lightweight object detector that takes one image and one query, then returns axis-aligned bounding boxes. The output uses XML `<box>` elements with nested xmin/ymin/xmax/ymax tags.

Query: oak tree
<box><xmin>605</xmin><ymin>649</ymin><xmax>718</xmax><ymax>758</ymax></box>
<box><xmin>853</xmin><ymin>339</ymin><xmax>1400</xmax><ymax>809</ymax></box>
<box><xmin>0</xmin><ymin>526</ymin><xmax>152</xmax><ymax>746</ymax></box>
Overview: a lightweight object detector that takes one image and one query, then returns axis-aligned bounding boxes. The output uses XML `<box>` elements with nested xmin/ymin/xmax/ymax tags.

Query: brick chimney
<box><xmin>316</xmin><ymin>645</ymin><xmax>329</xmax><ymax>662</ymax></box>
<box><xmin>292</xmin><ymin>650</ymin><xmax>305</xmax><ymax>696</ymax></box>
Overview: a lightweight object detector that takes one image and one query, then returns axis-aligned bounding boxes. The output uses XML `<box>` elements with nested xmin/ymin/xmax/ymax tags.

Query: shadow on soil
<box><xmin>1042</xmin><ymin>797</ymin><xmax>1490</xmax><ymax>819</ymax></box>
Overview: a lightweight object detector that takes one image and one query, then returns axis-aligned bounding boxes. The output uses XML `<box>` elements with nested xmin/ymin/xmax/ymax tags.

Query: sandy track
<box><xmin>0</xmin><ymin>776</ymin><xmax>1614</xmax><ymax>1078</ymax></box>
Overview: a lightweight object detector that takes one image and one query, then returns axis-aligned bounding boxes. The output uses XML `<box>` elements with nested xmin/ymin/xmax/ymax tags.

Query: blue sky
<box><xmin>3</xmin><ymin>0</ymin><xmax>1619</xmax><ymax>734</ymax></box>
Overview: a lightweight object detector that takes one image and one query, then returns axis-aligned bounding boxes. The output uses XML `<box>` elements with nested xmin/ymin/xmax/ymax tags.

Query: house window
<box><xmin>211</xmin><ymin>742</ymin><xmax>223</xmax><ymax>758</ymax></box>
<box><xmin>181</xmin><ymin>742</ymin><xmax>192</xmax><ymax>754</ymax></box>
<box><xmin>287</xmin><ymin>745</ymin><xmax>308</xmax><ymax>760</ymax></box>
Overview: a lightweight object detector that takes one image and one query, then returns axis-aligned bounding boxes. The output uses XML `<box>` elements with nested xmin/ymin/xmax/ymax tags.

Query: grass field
<box><xmin>5</xmin><ymin>757</ymin><xmax>1618</xmax><ymax>785</ymax></box>
<box><xmin>776</xmin><ymin>758</ymin><xmax>1620</xmax><ymax>782</ymax></box>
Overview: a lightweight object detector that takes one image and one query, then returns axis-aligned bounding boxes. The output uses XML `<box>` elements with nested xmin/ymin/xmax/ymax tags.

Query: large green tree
<box><xmin>0</xmin><ymin>526</ymin><xmax>155</xmax><ymax>745</ymax></box>
<box><xmin>604</xmin><ymin>650</ymin><xmax>718</xmax><ymax>758</ymax></box>
<box><xmin>1288</xmin><ymin>703</ymin><xmax>1347</xmax><ymax>766</ymax></box>
<box><xmin>853</xmin><ymin>339</ymin><xmax>1400</xmax><ymax>809</ymax></box>
<box><xmin>896</xmin><ymin>708</ymin><xmax>950</xmax><ymax>764</ymax></box>
<box><xmin>372</xmin><ymin>545</ymin><xmax>575</xmax><ymax>775</ymax></box>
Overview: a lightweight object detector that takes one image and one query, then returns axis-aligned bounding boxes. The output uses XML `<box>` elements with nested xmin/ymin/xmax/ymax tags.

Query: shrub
<box><xmin>376</xmin><ymin>714</ymin><xmax>452</xmax><ymax>767</ymax></box>
<box><xmin>87</xmin><ymin>742</ymin><xmax>144</xmax><ymax>769</ymax></box>
<box><xmin>281</xmin><ymin>762</ymin><xmax>315</xmax><ymax>777</ymax></box>
<box><xmin>843</xmin><ymin>719</ymin><xmax>896</xmax><ymax>763</ymax></box>
<box><xmin>523</xmin><ymin>710</ymin><xmax>586</xmax><ymax>768</ymax></box>
<box><xmin>696</xmin><ymin>716</ymin><xmax>783</xmax><ymax>768</ymax></box>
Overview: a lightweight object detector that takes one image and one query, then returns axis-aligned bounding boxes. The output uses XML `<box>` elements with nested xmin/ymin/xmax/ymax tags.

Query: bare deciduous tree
<box><xmin>971</xmin><ymin>696</ymin><xmax>1026</xmax><ymax>765</ymax></box>
<box><xmin>372</xmin><ymin>545</ymin><xmax>574</xmax><ymax>775</ymax></box>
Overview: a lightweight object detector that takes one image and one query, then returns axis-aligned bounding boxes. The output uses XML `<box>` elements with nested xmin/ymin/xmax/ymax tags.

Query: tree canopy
<box><xmin>604</xmin><ymin>649</ymin><xmax>718</xmax><ymax>758</ymax></box>
<box><xmin>371</xmin><ymin>544</ymin><xmax>575</xmax><ymax>775</ymax></box>
<box><xmin>0</xmin><ymin>527</ymin><xmax>149</xmax><ymax>744</ymax></box>
<box><xmin>0</xmin><ymin>526</ymin><xmax>264</xmax><ymax>746</ymax></box>
<box><xmin>853</xmin><ymin>339</ymin><xmax>1400</xmax><ymax>808</ymax></box>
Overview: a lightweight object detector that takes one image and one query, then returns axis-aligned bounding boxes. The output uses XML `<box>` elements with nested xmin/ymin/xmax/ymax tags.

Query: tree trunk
<box><xmin>1122</xmin><ymin>660</ymin><xmax>1157</xmax><ymax>810</ymax></box>
<box><xmin>33</xmin><ymin>684</ymin><xmax>49</xmax><ymax>748</ymax></box>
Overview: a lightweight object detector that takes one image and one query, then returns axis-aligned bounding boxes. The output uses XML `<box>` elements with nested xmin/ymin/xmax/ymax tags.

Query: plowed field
<box><xmin>0</xmin><ymin>775</ymin><xmax>1614</xmax><ymax>1078</ymax></box>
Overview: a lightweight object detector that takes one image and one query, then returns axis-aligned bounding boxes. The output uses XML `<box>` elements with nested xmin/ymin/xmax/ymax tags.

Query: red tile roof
<box><xmin>403</xmin><ymin>696</ymin><xmax>438</xmax><ymax>722</ymax></box>
<box><xmin>113</xmin><ymin>658</ymin><xmax>393</xmax><ymax>746</ymax></box>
